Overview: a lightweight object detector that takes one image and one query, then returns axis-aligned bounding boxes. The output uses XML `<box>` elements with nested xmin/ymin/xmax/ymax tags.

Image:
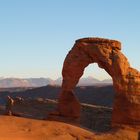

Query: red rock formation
<box><xmin>58</xmin><ymin>37</ymin><xmax>140</xmax><ymax>129</ymax></box>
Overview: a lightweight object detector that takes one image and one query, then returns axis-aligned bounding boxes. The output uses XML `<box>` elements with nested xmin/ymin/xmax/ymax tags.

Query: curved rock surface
<box><xmin>0</xmin><ymin>116</ymin><xmax>137</xmax><ymax>140</ymax></box>
<box><xmin>58</xmin><ymin>37</ymin><xmax>140</xmax><ymax>129</ymax></box>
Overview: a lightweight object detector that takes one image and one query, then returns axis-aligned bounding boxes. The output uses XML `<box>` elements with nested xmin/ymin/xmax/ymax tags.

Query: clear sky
<box><xmin>0</xmin><ymin>0</ymin><xmax>139</xmax><ymax>80</ymax></box>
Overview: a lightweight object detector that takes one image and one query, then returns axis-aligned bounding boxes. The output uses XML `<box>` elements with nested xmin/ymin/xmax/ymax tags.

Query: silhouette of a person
<box><xmin>5</xmin><ymin>96</ymin><xmax>14</xmax><ymax>115</ymax></box>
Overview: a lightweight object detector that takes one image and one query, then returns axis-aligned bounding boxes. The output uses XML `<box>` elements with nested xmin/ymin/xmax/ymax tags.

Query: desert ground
<box><xmin>0</xmin><ymin>115</ymin><xmax>137</xmax><ymax>140</ymax></box>
<box><xmin>0</xmin><ymin>95</ymin><xmax>138</xmax><ymax>140</ymax></box>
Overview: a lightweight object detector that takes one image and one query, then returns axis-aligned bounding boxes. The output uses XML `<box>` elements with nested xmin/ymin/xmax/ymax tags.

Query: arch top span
<box><xmin>76</xmin><ymin>37</ymin><xmax>121</xmax><ymax>50</ymax></box>
<box><xmin>57</xmin><ymin>37</ymin><xmax>140</xmax><ymax>129</ymax></box>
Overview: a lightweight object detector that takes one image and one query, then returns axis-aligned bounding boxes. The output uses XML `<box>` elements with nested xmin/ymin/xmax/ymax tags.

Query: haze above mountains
<box><xmin>0</xmin><ymin>77</ymin><xmax>112</xmax><ymax>88</ymax></box>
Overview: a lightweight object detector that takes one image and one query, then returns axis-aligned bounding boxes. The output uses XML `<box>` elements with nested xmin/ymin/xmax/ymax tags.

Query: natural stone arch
<box><xmin>57</xmin><ymin>37</ymin><xmax>140</xmax><ymax>129</ymax></box>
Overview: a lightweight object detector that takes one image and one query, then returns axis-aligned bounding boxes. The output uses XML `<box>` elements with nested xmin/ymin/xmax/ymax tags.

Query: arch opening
<box><xmin>74</xmin><ymin>63</ymin><xmax>114</xmax><ymax>131</ymax></box>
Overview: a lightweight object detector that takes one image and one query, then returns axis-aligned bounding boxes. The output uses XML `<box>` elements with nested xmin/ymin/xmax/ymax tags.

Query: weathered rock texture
<box><xmin>58</xmin><ymin>37</ymin><xmax>140</xmax><ymax>129</ymax></box>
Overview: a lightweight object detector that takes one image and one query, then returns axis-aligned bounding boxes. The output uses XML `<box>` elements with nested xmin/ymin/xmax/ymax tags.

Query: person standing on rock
<box><xmin>5</xmin><ymin>96</ymin><xmax>14</xmax><ymax>116</ymax></box>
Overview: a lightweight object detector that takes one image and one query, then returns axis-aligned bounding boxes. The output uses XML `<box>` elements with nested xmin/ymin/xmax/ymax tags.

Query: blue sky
<box><xmin>0</xmin><ymin>0</ymin><xmax>139</xmax><ymax>80</ymax></box>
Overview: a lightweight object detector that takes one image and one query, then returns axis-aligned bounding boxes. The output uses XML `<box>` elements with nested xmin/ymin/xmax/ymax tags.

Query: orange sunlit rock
<box><xmin>58</xmin><ymin>37</ymin><xmax>140</xmax><ymax>129</ymax></box>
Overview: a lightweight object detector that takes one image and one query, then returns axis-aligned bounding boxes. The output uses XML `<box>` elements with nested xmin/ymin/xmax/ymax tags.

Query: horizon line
<box><xmin>0</xmin><ymin>76</ymin><xmax>112</xmax><ymax>81</ymax></box>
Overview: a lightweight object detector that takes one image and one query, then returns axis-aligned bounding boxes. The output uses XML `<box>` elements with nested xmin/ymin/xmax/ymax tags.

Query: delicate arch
<box><xmin>58</xmin><ymin>38</ymin><xmax>140</xmax><ymax>128</ymax></box>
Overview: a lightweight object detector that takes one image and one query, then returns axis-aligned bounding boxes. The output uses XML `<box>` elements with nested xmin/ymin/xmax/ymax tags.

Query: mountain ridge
<box><xmin>0</xmin><ymin>77</ymin><xmax>112</xmax><ymax>88</ymax></box>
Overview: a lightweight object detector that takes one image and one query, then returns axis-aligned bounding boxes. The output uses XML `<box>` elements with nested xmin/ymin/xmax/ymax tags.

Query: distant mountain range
<box><xmin>0</xmin><ymin>77</ymin><xmax>112</xmax><ymax>88</ymax></box>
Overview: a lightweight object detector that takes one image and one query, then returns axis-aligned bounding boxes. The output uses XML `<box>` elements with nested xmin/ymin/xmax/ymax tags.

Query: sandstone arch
<box><xmin>58</xmin><ymin>37</ymin><xmax>140</xmax><ymax>129</ymax></box>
